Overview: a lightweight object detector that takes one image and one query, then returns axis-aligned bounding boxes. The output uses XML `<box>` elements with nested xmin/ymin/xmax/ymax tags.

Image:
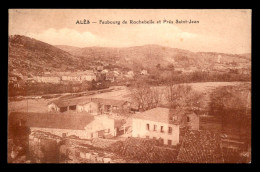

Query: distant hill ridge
<box><xmin>56</xmin><ymin>43</ymin><xmax>250</xmax><ymax>71</ymax></box>
<box><xmin>9</xmin><ymin>35</ymin><xmax>251</xmax><ymax>77</ymax></box>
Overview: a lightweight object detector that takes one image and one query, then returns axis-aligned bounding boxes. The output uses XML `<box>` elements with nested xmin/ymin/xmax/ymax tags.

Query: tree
<box><xmin>130</xmin><ymin>80</ymin><xmax>162</xmax><ymax>111</ymax></box>
<box><xmin>151</xmin><ymin>87</ymin><xmax>163</xmax><ymax>108</ymax></box>
<box><xmin>166</xmin><ymin>84</ymin><xmax>203</xmax><ymax>113</ymax></box>
<box><xmin>209</xmin><ymin>85</ymin><xmax>251</xmax><ymax>140</ymax></box>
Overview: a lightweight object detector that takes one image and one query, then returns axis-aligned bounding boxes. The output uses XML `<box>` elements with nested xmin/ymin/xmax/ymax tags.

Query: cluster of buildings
<box><xmin>9</xmin><ymin>66</ymin><xmax>150</xmax><ymax>86</ymax></box>
<box><xmin>47</xmin><ymin>97</ymin><xmax>131</xmax><ymax>115</ymax></box>
<box><xmin>33</xmin><ymin>70</ymin><xmax>97</xmax><ymax>84</ymax></box>
<box><xmin>9</xmin><ymin>103</ymin><xmax>250</xmax><ymax>162</ymax></box>
<box><xmin>24</xmin><ymin>68</ymin><xmax>149</xmax><ymax>84</ymax></box>
<box><xmin>9</xmin><ymin>93</ymin><xmax>250</xmax><ymax>162</ymax></box>
<box><xmin>47</xmin><ymin>97</ymin><xmax>199</xmax><ymax>146</ymax></box>
<box><xmin>12</xmin><ymin>94</ymin><xmax>199</xmax><ymax>147</ymax></box>
<box><xmin>9</xmin><ymin>74</ymin><xmax>20</xmax><ymax>88</ymax></box>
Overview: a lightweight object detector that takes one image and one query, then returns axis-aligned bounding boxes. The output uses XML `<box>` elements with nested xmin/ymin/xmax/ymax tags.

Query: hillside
<box><xmin>8</xmin><ymin>35</ymin><xmax>251</xmax><ymax>78</ymax></box>
<box><xmin>8</xmin><ymin>35</ymin><xmax>86</xmax><ymax>76</ymax></box>
<box><xmin>56</xmin><ymin>44</ymin><xmax>251</xmax><ymax>71</ymax></box>
<box><xmin>56</xmin><ymin>45</ymin><xmax>200</xmax><ymax>69</ymax></box>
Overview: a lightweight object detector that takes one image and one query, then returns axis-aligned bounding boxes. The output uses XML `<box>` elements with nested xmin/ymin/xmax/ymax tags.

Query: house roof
<box><xmin>91</xmin><ymin>98</ymin><xmax>128</xmax><ymax>107</ymax></box>
<box><xmin>48</xmin><ymin>97</ymin><xmax>92</xmax><ymax>107</ymax></box>
<box><xmin>77</xmin><ymin>100</ymin><xmax>96</xmax><ymax>106</ymax></box>
<box><xmin>9</xmin><ymin>112</ymin><xmax>95</xmax><ymax>130</ymax></box>
<box><xmin>177</xmin><ymin>130</ymin><xmax>224</xmax><ymax>163</ymax></box>
<box><xmin>132</xmin><ymin>107</ymin><xmax>172</xmax><ymax>124</ymax></box>
<box><xmin>52</xmin><ymin>71</ymin><xmax>96</xmax><ymax>77</ymax></box>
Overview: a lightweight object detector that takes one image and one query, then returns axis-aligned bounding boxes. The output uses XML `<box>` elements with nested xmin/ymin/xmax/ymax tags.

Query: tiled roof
<box><xmin>132</xmin><ymin>108</ymin><xmax>171</xmax><ymax>124</ymax></box>
<box><xmin>9</xmin><ymin>112</ymin><xmax>94</xmax><ymax>130</ymax></box>
<box><xmin>177</xmin><ymin>130</ymin><xmax>224</xmax><ymax>163</ymax></box>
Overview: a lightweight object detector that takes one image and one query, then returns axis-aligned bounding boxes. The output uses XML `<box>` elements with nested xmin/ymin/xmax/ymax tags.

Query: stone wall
<box><xmin>29</xmin><ymin>131</ymin><xmax>132</xmax><ymax>163</ymax></box>
<box><xmin>31</xmin><ymin>127</ymin><xmax>91</xmax><ymax>139</ymax></box>
<box><xmin>29</xmin><ymin>132</ymin><xmax>61</xmax><ymax>163</ymax></box>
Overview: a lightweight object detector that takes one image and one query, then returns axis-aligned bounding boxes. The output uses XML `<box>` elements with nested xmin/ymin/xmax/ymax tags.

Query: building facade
<box><xmin>48</xmin><ymin>98</ymin><xmax>131</xmax><ymax>114</ymax></box>
<box><xmin>132</xmin><ymin>108</ymin><xmax>180</xmax><ymax>146</ymax></box>
<box><xmin>76</xmin><ymin>101</ymin><xmax>99</xmax><ymax>115</ymax></box>
<box><xmin>9</xmin><ymin>112</ymin><xmax>121</xmax><ymax>140</ymax></box>
<box><xmin>34</xmin><ymin>76</ymin><xmax>61</xmax><ymax>83</ymax></box>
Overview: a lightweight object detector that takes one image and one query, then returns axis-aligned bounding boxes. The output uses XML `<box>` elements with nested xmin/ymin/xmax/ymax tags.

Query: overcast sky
<box><xmin>9</xmin><ymin>9</ymin><xmax>251</xmax><ymax>54</ymax></box>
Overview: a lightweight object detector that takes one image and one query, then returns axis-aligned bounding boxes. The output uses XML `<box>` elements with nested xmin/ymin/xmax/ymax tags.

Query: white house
<box><xmin>76</xmin><ymin>101</ymin><xmax>99</xmax><ymax>115</ymax></box>
<box><xmin>60</xmin><ymin>70</ymin><xmax>96</xmax><ymax>82</ymax></box>
<box><xmin>9</xmin><ymin>112</ymin><xmax>122</xmax><ymax>139</ymax></box>
<box><xmin>34</xmin><ymin>76</ymin><xmax>61</xmax><ymax>83</ymax></box>
<box><xmin>132</xmin><ymin>107</ymin><xmax>180</xmax><ymax>146</ymax></box>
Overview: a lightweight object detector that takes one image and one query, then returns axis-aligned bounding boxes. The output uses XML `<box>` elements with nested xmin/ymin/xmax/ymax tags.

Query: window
<box><xmin>168</xmin><ymin>140</ymin><xmax>172</xmax><ymax>146</ymax></box>
<box><xmin>154</xmin><ymin>125</ymin><xmax>157</xmax><ymax>131</ymax></box>
<box><xmin>187</xmin><ymin>116</ymin><xmax>190</xmax><ymax>122</ymax></box>
<box><xmin>107</xmin><ymin>105</ymin><xmax>111</xmax><ymax>112</ymax></box>
<box><xmin>146</xmin><ymin>124</ymin><xmax>150</xmax><ymax>131</ymax></box>
<box><xmin>168</xmin><ymin>127</ymin><xmax>172</xmax><ymax>134</ymax></box>
<box><xmin>19</xmin><ymin>119</ymin><xmax>22</xmax><ymax>126</ymax></box>
<box><xmin>161</xmin><ymin>126</ymin><xmax>164</xmax><ymax>133</ymax></box>
<box><xmin>160</xmin><ymin>139</ymin><xmax>164</xmax><ymax>145</ymax></box>
<box><xmin>69</xmin><ymin>105</ymin><xmax>76</xmax><ymax>110</ymax></box>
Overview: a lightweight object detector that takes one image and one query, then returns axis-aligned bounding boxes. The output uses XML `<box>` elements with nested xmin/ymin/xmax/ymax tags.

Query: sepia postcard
<box><xmin>8</xmin><ymin>9</ymin><xmax>251</xmax><ymax>163</ymax></box>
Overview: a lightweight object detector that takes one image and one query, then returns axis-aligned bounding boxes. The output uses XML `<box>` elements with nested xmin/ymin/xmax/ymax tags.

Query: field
<box><xmin>157</xmin><ymin>81</ymin><xmax>249</xmax><ymax>93</ymax></box>
<box><xmin>8</xmin><ymin>98</ymin><xmax>54</xmax><ymax>114</ymax></box>
<box><xmin>84</xmin><ymin>87</ymin><xmax>131</xmax><ymax>101</ymax></box>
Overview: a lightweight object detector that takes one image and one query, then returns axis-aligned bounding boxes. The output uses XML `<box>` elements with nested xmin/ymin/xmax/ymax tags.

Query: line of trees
<box><xmin>8</xmin><ymin>80</ymin><xmax>110</xmax><ymax>97</ymax></box>
<box><xmin>148</xmin><ymin>70</ymin><xmax>250</xmax><ymax>85</ymax></box>
<box><xmin>166</xmin><ymin>83</ymin><xmax>204</xmax><ymax>113</ymax></box>
<box><xmin>130</xmin><ymin>78</ymin><xmax>205</xmax><ymax>113</ymax></box>
<box><xmin>209</xmin><ymin>84</ymin><xmax>251</xmax><ymax>142</ymax></box>
<box><xmin>130</xmin><ymin>80</ymin><xmax>163</xmax><ymax>111</ymax></box>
